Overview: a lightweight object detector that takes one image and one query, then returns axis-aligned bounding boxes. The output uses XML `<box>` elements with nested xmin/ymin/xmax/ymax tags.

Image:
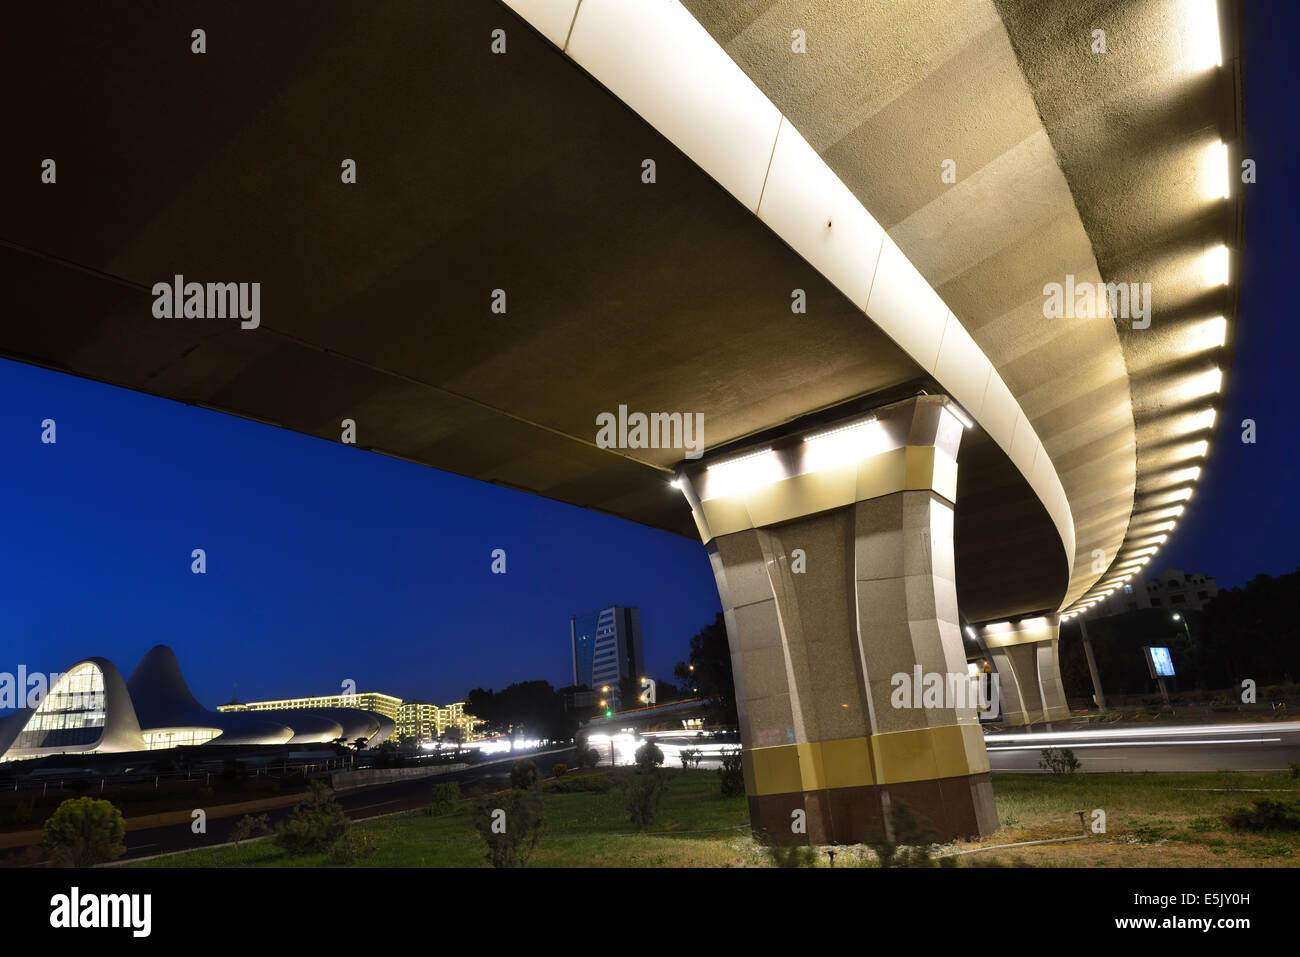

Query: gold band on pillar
<box><xmin>743</xmin><ymin>724</ymin><xmax>990</xmax><ymax>796</ymax></box>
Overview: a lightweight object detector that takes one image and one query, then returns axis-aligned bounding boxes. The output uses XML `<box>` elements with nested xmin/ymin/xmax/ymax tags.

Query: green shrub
<box><xmin>551</xmin><ymin>763</ymin><xmax>568</xmax><ymax>778</ymax></box>
<box><xmin>1038</xmin><ymin>748</ymin><xmax>1081</xmax><ymax>775</ymax></box>
<box><xmin>274</xmin><ymin>781</ymin><xmax>350</xmax><ymax>856</ymax></box>
<box><xmin>426</xmin><ymin>781</ymin><xmax>461</xmax><ymax>816</ymax></box>
<box><xmin>230</xmin><ymin>813</ymin><xmax>270</xmax><ymax>845</ymax></box>
<box><xmin>472</xmin><ymin>790</ymin><xmax>545</xmax><ymax>868</ymax></box>
<box><xmin>329</xmin><ymin>828</ymin><xmax>377</xmax><ymax>865</ymax></box>
<box><xmin>1223</xmin><ymin>798</ymin><xmax>1300</xmax><ymax>833</ymax></box>
<box><xmin>624</xmin><ymin>768</ymin><xmax>669</xmax><ymax>831</ymax></box>
<box><xmin>718</xmin><ymin>751</ymin><xmax>745</xmax><ymax>797</ymax></box>
<box><xmin>680</xmin><ymin>748</ymin><xmax>702</xmax><ymax>769</ymax></box>
<box><xmin>634</xmin><ymin>740</ymin><xmax>664</xmax><ymax>770</ymax></box>
<box><xmin>510</xmin><ymin>759</ymin><xmax>540</xmax><ymax>791</ymax></box>
<box><xmin>43</xmin><ymin>797</ymin><xmax>126</xmax><ymax>867</ymax></box>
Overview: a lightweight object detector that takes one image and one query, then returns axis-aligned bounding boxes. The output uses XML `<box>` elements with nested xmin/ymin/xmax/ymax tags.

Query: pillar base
<box><xmin>750</xmin><ymin>772</ymin><xmax>997</xmax><ymax>846</ymax></box>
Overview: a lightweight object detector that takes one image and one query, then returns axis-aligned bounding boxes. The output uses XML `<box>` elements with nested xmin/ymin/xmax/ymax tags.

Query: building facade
<box><xmin>394</xmin><ymin>700</ymin><xmax>482</xmax><ymax>746</ymax></box>
<box><xmin>220</xmin><ymin>691</ymin><xmax>402</xmax><ymax>721</ymax></box>
<box><xmin>570</xmin><ymin>605</ymin><xmax>644</xmax><ymax>691</ymax></box>
<box><xmin>1093</xmin><ymin>567</ymin><xmax>1220</xmax><ymax>616</ymax></box>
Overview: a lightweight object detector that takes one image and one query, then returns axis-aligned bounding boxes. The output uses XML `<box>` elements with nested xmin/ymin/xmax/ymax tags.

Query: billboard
<box><xmin>1143</xmin><ymin>645</ymin><xmax>1175</xmax><ymax>678</ymax></box>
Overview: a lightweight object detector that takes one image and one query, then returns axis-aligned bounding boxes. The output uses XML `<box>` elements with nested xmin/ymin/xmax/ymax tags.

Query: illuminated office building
<box><xmin>571</xmin><ymin>605</ymin><xmax>644</xmax><ymax>691</ymax></box>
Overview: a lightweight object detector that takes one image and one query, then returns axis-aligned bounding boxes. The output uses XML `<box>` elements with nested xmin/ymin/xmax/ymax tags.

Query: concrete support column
<box><xmin>981</xmin><ymin>616</ymin><xmax>1069</xmax><ymax>725</ymax></box>
<box><xmin>676</xmin><ymin>395</ymin><xmax>996</xmax><ymax>844</ymax></box>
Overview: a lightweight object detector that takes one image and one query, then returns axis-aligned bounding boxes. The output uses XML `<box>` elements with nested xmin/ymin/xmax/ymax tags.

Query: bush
<box><xmin>634</xmin><ymin>740</ymin><xmax>664</xmax><ymax>770</ymax></box>
<box><xmin>426</xmin><ymin>781</ymin><xmax>461</xmax><ymax>816</ymax></box>
<box><xmin>472</xmin><ymin>790</ymin><xmax>545</xmax><ymax>868</ymax></box>
<box><xmin>1223</xmin><ymin>799</ymin><xmax>1300</xmax><ymax>833</ymax></box>
<box><xmin>510</xmin><ymin>759</ymin><xmax>540</xmax><ymax>791</ymax></box>
<box><xmin>624</xmin><ymin>768</ymin><xmax>669</xmax><ymax>831</ymax></box>
<box><xmin>718</xmin><ymin>750</ymin><xmax>745</xmax><ymax>797</ymax></box>
<box><xmin>42</xmin><ymin>797</ymin><xmax>126</xmax><ymax>867</ymax></box>
<box><xmin>230</xmin><ymin>813</ymin><xmax>270</xmax><ymax>845</ymax></box>
<box><xmin>1038</xmin><ymin>748</ymin><xmax>1081</xmax><ymax>775</ymax></box>
<box><xmin>274</xmin><ymin>781</ymin><xmax>350</xmax><ymax>856</ymax></box>
<box><xmin>329</xmin><ymin>828</ymin><xmax>377</xmax><ymax>865</ymax></box>
<box><xmin>680</xmin><ymin>748</ymin><xmax>702</xmax><ymax>770</ymax></box>
<box><xmin>551</xmin><ymin>763</ymin><xmax>568</xmax><ymax>778</ymax></box>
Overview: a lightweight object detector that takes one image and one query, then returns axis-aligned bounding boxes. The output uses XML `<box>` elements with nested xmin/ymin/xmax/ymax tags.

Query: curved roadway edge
<box><xmin>504</xmin><ymin>0</ymin><xmax>1077</xmax><ymax>600</ymax></box>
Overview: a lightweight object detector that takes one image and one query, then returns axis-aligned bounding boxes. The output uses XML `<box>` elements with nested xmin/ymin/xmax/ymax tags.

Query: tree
<box><xmin>43</xmin><ymin>797</ymin><xmax>126</xmax><ymax>867</ymax></box>
<box><xmin>472</xmin><ymin>790</ymin><xmax>545</xmax><ymax>868</ymax></box>
<box><xmin>653</xmin><ymin>678</ymin><xmax>684</xmax><ymax>703</ymax></box>
<box><xmin>466</xmin><ymin>681</ymin><xmax>577</xmax><ymax>741</ymax></box>
<box><xmin>674</xmin><ymin>613</ymin><xmax>738</xmax><ymax>726</ymax></box>
<box><xmin>625</xmin><ymin>742</ymin><xmax>668</xmax><ymax>830</ymax></box>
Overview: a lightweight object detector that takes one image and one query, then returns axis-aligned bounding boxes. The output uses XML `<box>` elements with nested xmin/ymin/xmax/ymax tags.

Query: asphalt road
<box><xmin>983</xmin><ymin>721</ymin><xmax>1300</xmax><ymax>773</ymax></box>
<box><xmin>117</xmin><ymin>745</ymin><xmax>575</xmax><ymax>862</ymax></box>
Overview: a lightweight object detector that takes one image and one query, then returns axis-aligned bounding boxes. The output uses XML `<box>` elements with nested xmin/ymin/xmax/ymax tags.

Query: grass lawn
<box><xmin>125</xmin><ymin>768</ymin><xmax>1300</xmax><ymax>868</ymax></box>
<box><xmin>965</xmin><ymin>770</ymin><xmax>1300</xmax><ymax>867</ymax></box>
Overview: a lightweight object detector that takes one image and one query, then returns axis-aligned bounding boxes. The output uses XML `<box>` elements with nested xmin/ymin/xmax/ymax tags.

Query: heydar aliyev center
<box><xmin>0</xmin><ymin>646</ymin><xmax>395</xmax><ymax>762</ymax></box>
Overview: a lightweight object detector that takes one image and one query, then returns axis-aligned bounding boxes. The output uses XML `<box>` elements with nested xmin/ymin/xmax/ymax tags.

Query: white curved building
<box><xmin>0</xmin><ymin>646</ymin><xmax>395</xmax><ymax>763</ymax></box>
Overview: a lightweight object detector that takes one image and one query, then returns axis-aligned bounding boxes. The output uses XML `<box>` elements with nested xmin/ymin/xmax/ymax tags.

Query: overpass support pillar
<box><xmin>676</xmin><ymin>395</ymin><xmax>996</xmax><ymax>844</ymax></box>
<box><xmin>982</xmin><ymin>616</ymin><xmax>1069</xmax><ymax>726</ymax></box>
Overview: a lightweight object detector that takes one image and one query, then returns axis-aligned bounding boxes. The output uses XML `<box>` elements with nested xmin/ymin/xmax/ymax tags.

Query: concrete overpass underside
<box><xmin>0</xmin><ymin>0</ymin><xmax>1242</xmax><ymax>843</ymax></box>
